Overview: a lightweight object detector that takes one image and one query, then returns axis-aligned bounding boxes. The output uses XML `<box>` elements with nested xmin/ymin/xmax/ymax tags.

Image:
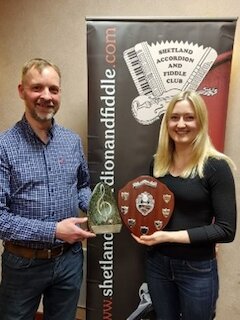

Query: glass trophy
<box><xmin>88</xmin><ymin>182</ymin><xmax>122</xmax><ymax>234</ymax></box>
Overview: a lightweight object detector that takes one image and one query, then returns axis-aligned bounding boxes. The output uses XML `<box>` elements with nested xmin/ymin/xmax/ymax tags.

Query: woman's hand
<box><xmin>131</xmin><ymin>230</ymin><xmax>190</xmax><ymax>246</ymax></box>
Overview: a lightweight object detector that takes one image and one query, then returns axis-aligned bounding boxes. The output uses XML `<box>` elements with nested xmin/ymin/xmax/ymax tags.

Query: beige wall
<box><xmin>0</xmin><ymin>1</ymin><xmax>239</xmax><ymax>319</ymax></box>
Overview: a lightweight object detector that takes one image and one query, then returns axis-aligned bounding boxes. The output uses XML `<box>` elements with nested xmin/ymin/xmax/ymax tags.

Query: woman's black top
<box><xmin>150</xmin><ymin>157</ymin><xmax>236</xmax><ymax>261</ymax></box>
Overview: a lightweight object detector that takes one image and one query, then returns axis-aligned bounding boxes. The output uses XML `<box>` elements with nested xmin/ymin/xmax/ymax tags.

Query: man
<box><xmin>0</xmin><ymin>58</ymin><xmax>96</xmax><ymax>320</ymax></box>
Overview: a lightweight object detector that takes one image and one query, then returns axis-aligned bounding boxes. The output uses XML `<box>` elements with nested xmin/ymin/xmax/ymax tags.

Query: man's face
<box><xmin>18</xmin><ymin>66</ymin><xmax>61</xmax><ymax>123</ymax></box>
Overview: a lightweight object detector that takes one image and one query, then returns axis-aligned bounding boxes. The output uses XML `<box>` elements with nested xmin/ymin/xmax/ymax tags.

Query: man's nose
<box><xmin>40</xmin><ymin>88</ymin><xmax>52</xmax><ymax>100</ymax></box>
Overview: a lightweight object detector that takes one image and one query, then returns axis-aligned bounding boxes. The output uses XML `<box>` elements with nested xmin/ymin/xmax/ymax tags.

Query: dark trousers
<box><xmin>146</xmin><ymin>251</ymin><xmax>218</xmax><ymax>320</ymax></box>
<box><xmin>0</xmin><ymin>243</ymin><xmax>83</xmax><ymax>320</ymax></box>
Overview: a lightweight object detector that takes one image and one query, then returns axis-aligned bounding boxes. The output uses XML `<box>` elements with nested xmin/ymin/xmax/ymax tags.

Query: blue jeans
<box><xmin>146</xmin><ymin>250</ymin><xmax>218</xmax><ymax>320</ymax></box>
<box><xmin>0</xmin><ymin>243</ymin><xmax>83</xmax><ymax>320</ymax></box>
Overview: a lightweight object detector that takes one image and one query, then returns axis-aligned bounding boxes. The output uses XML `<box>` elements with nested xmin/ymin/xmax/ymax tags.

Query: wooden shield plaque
<box><xmin>118</xmin><ymin>175</ymin><xmax>174</xmax><ymax>237</ymax></box>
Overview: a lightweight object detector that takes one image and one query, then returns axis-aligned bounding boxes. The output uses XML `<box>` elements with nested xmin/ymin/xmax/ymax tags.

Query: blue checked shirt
<box><xmin>0</xmin><ymin>116</ymin><xmax>91</xmax><ymax>248</ymax></box>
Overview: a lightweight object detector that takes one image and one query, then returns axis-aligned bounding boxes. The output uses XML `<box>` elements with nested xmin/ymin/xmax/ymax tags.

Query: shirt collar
<box><xmin>20</xmin><ymin>114</ymin><xmax>56</xmax><ymax>141</ymax></box>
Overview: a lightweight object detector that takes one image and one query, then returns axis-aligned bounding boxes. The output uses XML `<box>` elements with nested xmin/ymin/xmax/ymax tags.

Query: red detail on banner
<box><xmin>198</xmin><ymin>50</ymin><xmax>232</xmax><ymax>152</ymax></box>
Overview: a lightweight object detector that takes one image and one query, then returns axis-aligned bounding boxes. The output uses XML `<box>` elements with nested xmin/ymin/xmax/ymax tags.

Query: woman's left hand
<box><xmin>131</xmin><ymin>229</ymin><xmax>190</xmax><ymax>246</ymax></box>
<box><xmin>131</xmin><ymin>231</ymin><xmax>170</xmax><ymax>246</ymax></box>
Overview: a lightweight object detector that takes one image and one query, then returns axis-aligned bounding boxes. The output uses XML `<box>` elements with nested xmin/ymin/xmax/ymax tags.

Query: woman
<box><xmin>132</xmin><ymin>90</ymin><xmax>237</xmax><ymax>320</ymax></box>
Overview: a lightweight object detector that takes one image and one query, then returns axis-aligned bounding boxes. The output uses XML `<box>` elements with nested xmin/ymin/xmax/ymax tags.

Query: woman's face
<box><xmin>167</xmin><ymin>99</ymin><xmax>199</xmax><ymax>147</ymax></box>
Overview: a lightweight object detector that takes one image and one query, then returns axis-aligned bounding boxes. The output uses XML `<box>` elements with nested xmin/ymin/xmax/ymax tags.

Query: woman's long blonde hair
<box><xmin>153</xmin><ymin>90</ymin><xmax>235</xmax><ymax>178</ymax></box>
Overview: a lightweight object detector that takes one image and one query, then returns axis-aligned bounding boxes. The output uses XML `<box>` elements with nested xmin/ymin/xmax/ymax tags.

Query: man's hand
<box><xmin>56</xmin><ymin>217</ymin><xmax>96</xmax><ymax>244</ymax></box>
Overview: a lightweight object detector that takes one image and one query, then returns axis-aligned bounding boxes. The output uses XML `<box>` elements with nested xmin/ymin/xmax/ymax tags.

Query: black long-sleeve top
<box><xmin>151</xmin><ymin>157</ymin><xmax>237</xmax><ymax>261</ymax></box>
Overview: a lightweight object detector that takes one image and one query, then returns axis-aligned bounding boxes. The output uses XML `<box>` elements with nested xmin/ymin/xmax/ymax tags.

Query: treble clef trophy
<box><xmin>88</xmin><ymin>182</ymin><xmax>122</xmax><ymax>234</ymax></box>
<box><xmin>118</xmin><ymin>175</ymin><xmax>174</xmax><ymax>237</ymax></box>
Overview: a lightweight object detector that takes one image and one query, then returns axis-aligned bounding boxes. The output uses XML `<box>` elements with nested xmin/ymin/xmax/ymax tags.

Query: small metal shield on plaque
<box><xmin>118</xmin><ymin>175</ymin><xmax>174</xmax><ymax>237</ymax></box>
<box><xmin>88</xmin><ymin>182</ymin><xmax>122</xmax><ymax>234</ymax></box>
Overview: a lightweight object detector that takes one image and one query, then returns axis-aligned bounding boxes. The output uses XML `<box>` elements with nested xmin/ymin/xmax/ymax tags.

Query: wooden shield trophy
<box><xmin>118</xmin><ymin>175</ymin><xmax>174</xmax><ymax>237</ymax></box>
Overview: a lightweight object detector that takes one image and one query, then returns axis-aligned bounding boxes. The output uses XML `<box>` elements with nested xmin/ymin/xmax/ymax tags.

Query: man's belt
<box><xmin>3</xmin><ymin>242</ymin><xmax>72</xmax><ymax>259</ymax></box>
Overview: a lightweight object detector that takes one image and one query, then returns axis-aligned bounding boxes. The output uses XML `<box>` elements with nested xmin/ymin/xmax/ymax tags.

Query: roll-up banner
<box><xmin>86</xmin><ymin>17</ymin><xmax>237</xmax><ymax>320</ymax></box>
